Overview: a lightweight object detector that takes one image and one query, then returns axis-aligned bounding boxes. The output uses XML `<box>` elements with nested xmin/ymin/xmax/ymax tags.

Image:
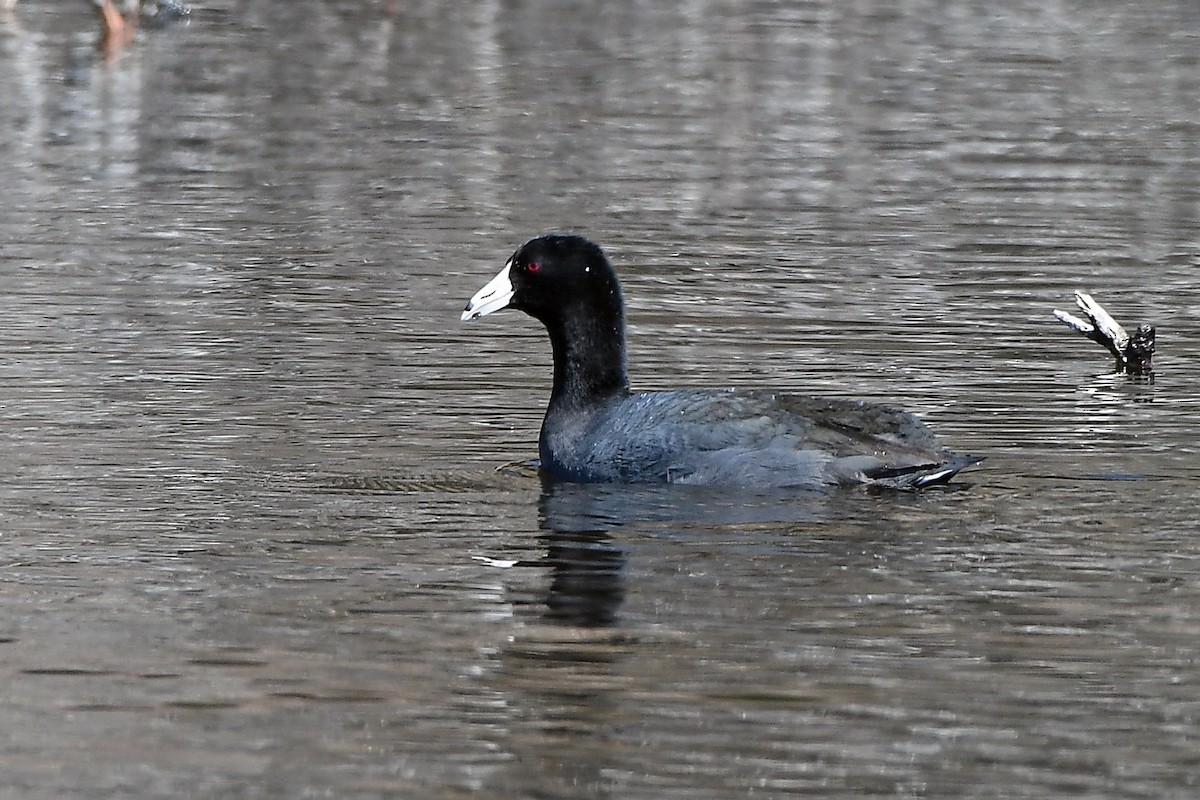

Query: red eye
<box><xmin>527</xmin><ymin>262</ymin><xmax>542</xmax><ymax>273</ymax></box>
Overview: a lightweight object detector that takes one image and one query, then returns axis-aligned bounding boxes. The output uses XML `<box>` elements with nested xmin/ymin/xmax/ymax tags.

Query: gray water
<box><xmin>2</xmin><ymin>1</ymin><xmax>1199</xmax><ymax>798</ymax></box>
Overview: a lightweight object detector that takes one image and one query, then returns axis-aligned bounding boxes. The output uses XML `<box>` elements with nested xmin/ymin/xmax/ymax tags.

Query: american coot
<box><xmin>462</xmin><ymin>234</ymin><xmax>981</xmax><ymax>489</ymax></box>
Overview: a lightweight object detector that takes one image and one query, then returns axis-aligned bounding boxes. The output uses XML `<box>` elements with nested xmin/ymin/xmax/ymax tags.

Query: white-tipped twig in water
<box><xmin>1053</xmin><ymin>291</ymin><xmax>1154</xmax><ymax>374</ymax></box>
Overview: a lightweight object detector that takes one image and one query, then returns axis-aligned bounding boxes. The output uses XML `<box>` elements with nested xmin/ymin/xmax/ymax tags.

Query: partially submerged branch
<box><xmin>1053</xmin><ymin>291</ymin><xmax>1154</xmax><ymax>375</ymax></box>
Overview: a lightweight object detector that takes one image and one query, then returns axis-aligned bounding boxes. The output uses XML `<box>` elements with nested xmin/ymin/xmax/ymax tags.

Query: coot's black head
<box><xmin>461</xmin><ymin>234</ymin><xmax>624</xmax><ymax>326</ymax></box>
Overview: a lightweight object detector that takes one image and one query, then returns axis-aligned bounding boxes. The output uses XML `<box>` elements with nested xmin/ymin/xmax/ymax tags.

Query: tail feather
<box><xmin>867</xmin><ymin>455</ymin><xmax>984</xmax><ymax>489</ymax></box>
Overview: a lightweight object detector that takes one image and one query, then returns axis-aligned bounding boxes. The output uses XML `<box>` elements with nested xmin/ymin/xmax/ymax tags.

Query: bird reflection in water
<box><xmin>537</xmin><ymin>480</ymin><xmax>629</xmax><ymax>627</ymax></box>
<box><xmin>534</xmin><ymin>476</ymin><xmax>829</xmax><ymax>627</ymax></box>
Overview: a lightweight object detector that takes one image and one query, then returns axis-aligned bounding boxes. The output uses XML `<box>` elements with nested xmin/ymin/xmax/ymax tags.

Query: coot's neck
<box><xmin>541</xmin><ymin>301</ymin><xmax>630</xmax><ymax>413</ymax></box>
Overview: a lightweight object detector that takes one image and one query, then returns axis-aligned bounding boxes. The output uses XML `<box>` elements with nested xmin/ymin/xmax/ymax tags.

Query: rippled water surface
<box><xmin>2</xmin><ymin>1</ymin><xmax>1199</xmax><ymax>798</ymax></box>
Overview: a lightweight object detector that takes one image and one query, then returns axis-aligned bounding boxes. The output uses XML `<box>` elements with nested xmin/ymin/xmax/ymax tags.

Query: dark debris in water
<box><xmin>317</xmin><ymin>467</ymin><xmax>538</xmax><ymax>495</ymax></box>
<box><xmin>1079</xmin><ymin>473</ymin><xmax>1155</xmax><ymax>482</ymax></box>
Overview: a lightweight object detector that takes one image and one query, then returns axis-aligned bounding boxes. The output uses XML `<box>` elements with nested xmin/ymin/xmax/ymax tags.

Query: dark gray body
<box><xmin>540</xmin><ymin>388</ymin><xmax>976</xmax><ymax>489</ymax></box>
